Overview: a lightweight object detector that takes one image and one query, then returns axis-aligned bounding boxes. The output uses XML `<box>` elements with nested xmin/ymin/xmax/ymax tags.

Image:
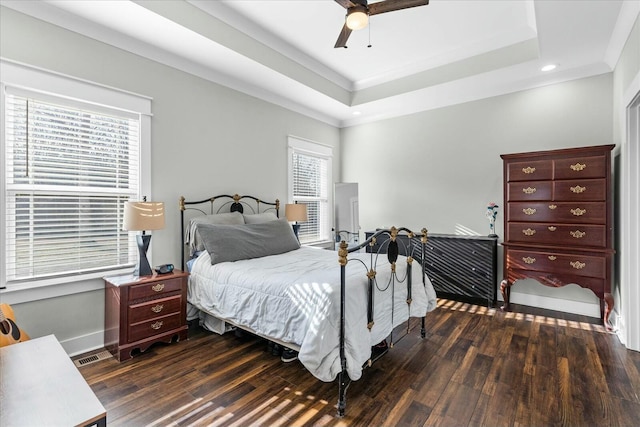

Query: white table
<box><xmin>0</xmin><ymin>334</ymin><xmax>106</xmax><ymax>426</ymax></box>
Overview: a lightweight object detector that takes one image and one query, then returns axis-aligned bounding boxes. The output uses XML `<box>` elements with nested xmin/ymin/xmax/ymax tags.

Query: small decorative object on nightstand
<box><xmin>104</xmin><ymin>270</ymin><xmax>188</xmax><ymax>361</ymax></box>
<box><xmin>486</xmin><ymin>202</ymin><xmax>499</xmax><ymax>238</ymax></box>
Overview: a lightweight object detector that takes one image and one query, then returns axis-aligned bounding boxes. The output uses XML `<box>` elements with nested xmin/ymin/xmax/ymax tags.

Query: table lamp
<box><xmin>285</xmin><ymin>203</ymin><xmax>308</xmax><ymax>240</ymax></box>
<box><xmin>123</xmin><ymin>199</ymin><xmax>165</xmax><ymax>276</ymax></box>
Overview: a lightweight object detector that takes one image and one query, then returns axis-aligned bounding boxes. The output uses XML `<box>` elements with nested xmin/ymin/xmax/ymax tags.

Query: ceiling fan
<box><xmin>334</xmin><ymin>0</ymin><xmax>430</xmax><ymax>48</ymax></box>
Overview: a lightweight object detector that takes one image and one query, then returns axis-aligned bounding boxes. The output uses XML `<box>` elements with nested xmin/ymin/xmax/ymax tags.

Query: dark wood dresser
<box><xmin>500</xmin><ymin>145</ymin><xmax>615</xmax><ymax>328</ymax></box>
<box><xmin>104</xmin><ymin>270</ymin><xmax>189</xmax><ymax>361</ymax></box>
<box><xmin>365</xmin><ymin>231</ymin><xmax>498</xmax><ymax>307</ymax></box>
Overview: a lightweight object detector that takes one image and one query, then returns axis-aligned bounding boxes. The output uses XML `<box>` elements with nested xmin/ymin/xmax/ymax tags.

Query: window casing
<box><xmin>1</xmin><ymin>60</ymin><xmax>151</xmax><ymax>293</ymax></box>
<box><xmin>288</xmin><ymin>136</ymin><xmax>333</xmax><ymax>244</ymax></box>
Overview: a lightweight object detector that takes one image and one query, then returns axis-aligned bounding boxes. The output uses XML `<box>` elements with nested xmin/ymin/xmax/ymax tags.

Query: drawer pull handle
<box><xmin>151</xmin><ymin>283</ymin><xmax>165</xmax><ymax>292</ymax></box>
<box><xmin>570</xmin><ymin>230</ymin><xmax>586</xmax><ymax>238</ymax></box>
<box><xmin>522</xmin><ymin>228</ymin><xmax>536</xmax><ymax>236</ymax></box>
<box><xmin>548</xmin><ymin>256</ymin><xmax>557</xmax><ymax>261</ymax></box>
<box><xmin>548</xmin><ymin>204</ymin><xmax>557</xmax><ymax>210</ymax></box>
<box><xmin>522</xmin><ymin>187</ymin><xmax>537</xmax><ymax>194</ymax></box>
<box><xmin>522</xmin><ymin>166</ymin><xmax>536</xmax><ymax>174</ymax></box>
<box><xmin>523</xmin><ymin>208</ymin><xmax>537</xmax><ymax>215</ymax></box>
<box><xmin>522</xmin><ymin>257</ymin><xmax>536</xmax><ymax>264</ymax></box>
<box><xmin>151</xmin><ymin>304</ymin><xmax>164</xmax><ymax>313</ymax></box>
<box><xmin>570</xmin><ymin>185</ymin><xmax>586</xmax><ymax>194</ymax></box>
<box><xmin>151</xmin><ymin>321</ymin><xmax>163</xmax><ymax>330</ymax></box>
<box><xmin>570</xmin><ymin>163</ymin><xmax>587</xmax><ymax>171</ymax></box>
<box><xmin>548</xmin><ymin>226</ymin><xmax>557</xmax><ymax>231</ymax></box>
<box><xmin>570</xmin><ymin>208</ymin><xmax>587</xmax><ymax>216</ymax></box>
<box><xmin>570</xmin><ymin>261</ymin><xmax>586</xmax><ymax>270</ymax></box>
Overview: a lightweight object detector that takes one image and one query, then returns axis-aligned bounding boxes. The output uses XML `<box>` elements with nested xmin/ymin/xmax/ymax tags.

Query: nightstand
<box><xmin>104</xmin><ymin>270</ymin><xmax>189</xmax><ymax>361</ymax></box>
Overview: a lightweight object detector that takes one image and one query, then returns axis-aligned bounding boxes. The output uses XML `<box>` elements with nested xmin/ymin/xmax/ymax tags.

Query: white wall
<box><xmin>0</xmin><ymin>6</ymin><xmax>339</xmax><ymax>354</ymax></box>
<box><xmin>341</xmin><ymin>73</ymin><xmax>614</xmax><ymax>317</ymax></box>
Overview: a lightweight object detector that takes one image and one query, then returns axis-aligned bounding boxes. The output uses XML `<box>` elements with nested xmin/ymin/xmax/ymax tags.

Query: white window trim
<box><xmin>0</xmin><ymin>59</ymin><xmax>152</xmax><ymax>303</ymax></box>
<box><xmin>287</xmin><ymin>135</ymin><xmax>333</xmax><ymax>246</ymax></box>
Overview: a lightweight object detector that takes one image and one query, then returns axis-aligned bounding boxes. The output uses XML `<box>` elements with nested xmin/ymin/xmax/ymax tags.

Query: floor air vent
<box><xmin>74</xmin><ymin>350</ymin><xmax>112</xmax><ymax>367</ymax></box>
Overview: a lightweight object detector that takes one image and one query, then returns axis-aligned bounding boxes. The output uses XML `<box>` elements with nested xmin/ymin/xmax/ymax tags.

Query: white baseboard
<box><xmin>58</xmin><ymin>330</ymin><xmax>105</xmax><ymax>357</ymax></box>
<box><xmin>506</xmin><ymin>292</ymin><xmax>601</xmax><ymax>318</ymax></box>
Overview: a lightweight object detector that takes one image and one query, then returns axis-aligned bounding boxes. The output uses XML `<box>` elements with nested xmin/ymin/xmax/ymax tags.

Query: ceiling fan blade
<box><xmin>368</xmin><ymin>0</ymin><xmax>429</xmax><ymax>16</ymax></box>
<box><xmin>334</xmin><ymin>0</ymin><xmax>357</xmax><ymax>10</ymax></box>
<box><xmin>334</xmin><ymin>23</ymin><xmax>352</xmax><ymax>48</ymax></box>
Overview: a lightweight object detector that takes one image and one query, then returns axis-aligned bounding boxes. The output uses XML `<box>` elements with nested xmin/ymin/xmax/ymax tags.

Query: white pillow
<box><xmin>243</xmin><ymin>212</ymin><xmax>279</xmax><ymax>224</ymax></box>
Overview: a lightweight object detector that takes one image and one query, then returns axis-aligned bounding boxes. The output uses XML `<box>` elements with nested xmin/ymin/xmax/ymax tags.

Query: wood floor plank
<box><xmin>73</xmin><ymin>300</ymin><xmax>640</xmax><ymax>426</ymax></box>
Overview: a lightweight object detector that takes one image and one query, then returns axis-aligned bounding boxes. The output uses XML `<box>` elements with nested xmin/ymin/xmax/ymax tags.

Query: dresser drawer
<box><xmin>506</xmin><ymin>249</ymin><xmax>606</xmax><ymax>279</ymax></box>
<box><xmin>507</xmin><ymin>160</ymin><xmax>553</xmax><ymax>182</ymax></box>
<box><xmin>553</xmin><ymin>179</ymin><xmax>606</xmax><ymax>201</ymax></box>
<box><xmin>507</xmin><ymin>202</ymin><xmax>606</xmax><ymax>224</ymax></box>
<box><xmin>129</xmin><ymin>277</ymin><xmax>184</xmax><ymax>301</ymax></box>
<box><xmin>507</xmin><ymin>181</ymin><xmax>552</xmax><ymax>201</ymax></box>
<box><xmin>128</xmin><ymin>313</ymin><xmax>182</xmax><ymax>343</ymax></box>
<box><xmin>507</xmin><ymin>223</ymin><xmax>606</xmax><ymax>248</ymax></box>
<box><xmin>128</xmin><ymin>295</ymin><xmax>182</xmax><ymax>324</ymax></box>
<box><xmin>554</xmin><ymin>155</ymin><xmax>606</xmax><ymax>180</ymax></box>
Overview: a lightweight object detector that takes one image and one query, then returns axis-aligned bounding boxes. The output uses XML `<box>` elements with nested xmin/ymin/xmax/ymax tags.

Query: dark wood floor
<box><xmin>77</xmin><ymin>299</ymin><xmax>640</xmax><ymax>426</ymax></box>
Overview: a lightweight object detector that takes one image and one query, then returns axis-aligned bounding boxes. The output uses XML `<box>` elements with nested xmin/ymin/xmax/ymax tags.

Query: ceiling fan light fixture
<box><xmin>346</xmin><ymin>6</ymin><xmax>369</xmax><ymax>30</ymax></box>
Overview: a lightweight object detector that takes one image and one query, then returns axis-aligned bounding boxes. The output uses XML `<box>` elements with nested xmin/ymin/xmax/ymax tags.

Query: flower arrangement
<box><xmin>486</xmin><ymin>202</ymin><xmax>499</xmax><ymax>237</ymax></box>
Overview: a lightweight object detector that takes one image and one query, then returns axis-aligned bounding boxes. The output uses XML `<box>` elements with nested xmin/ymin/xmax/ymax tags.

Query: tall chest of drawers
<box><xmin>500</xmin><ymin>145</ymin><xmax>615</xmax><ymax>329</ymax></box>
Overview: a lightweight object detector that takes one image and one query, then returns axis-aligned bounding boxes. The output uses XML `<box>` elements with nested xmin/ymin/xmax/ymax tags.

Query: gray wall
<box><xmin>0</xmin><ymin>7</ymin><xmax>339</xmax><ymax>352</ymax></box>
<box><xmin>341</xmin><ymin>73</ymin><xmax>614</xmax><ymax>313</ymax></box>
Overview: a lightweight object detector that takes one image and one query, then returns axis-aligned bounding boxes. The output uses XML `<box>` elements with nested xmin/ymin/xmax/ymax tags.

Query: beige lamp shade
<box><xmin>123</xmin><ymin>201</ymin><xmax>165</xmax><ymax>231</ymax></box>
<box><xmin>285</xmin><ymin>203</ymin><xmax>308</xmax><ymax>222</ymax></box>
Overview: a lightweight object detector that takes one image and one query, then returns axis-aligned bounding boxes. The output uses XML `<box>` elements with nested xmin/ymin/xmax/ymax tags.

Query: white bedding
<box><xmin>188</xmin><ymin>246</ymin><xmax>437</xmax><ymax>382</ymax></box>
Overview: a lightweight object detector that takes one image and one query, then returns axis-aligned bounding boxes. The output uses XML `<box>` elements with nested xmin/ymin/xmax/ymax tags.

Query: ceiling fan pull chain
<box><xmin>368</xmin><ymin>18</ymin><xmax>372</xmax><ymax>48</ymax></box>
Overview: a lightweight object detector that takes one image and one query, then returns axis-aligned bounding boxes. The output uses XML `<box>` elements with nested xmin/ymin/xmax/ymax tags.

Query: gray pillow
<box><xmin>243</xmin><ymin>212</ymin><xmax>278</xmax><ymax>224</ymax></box>
<box><xmin>198</xmin><ymin>218</ymin><xmax>300</xmax><ymax>265</ymax></box>
<box><xmin>185</xmin><ymin>212</ymin><xmax>245</xmax><ymax>255</ymax></box>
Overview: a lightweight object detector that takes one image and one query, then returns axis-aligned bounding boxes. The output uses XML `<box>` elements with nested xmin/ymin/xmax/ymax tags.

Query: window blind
<box><xmin>4</xmin><ymin>93</ymin><xmax>139</xmax><ymax>282</ymax></box>
<box><xmin>292</xmin><ymin>151</ymin><xmax>329</xmax><ymax>243</ymax></box>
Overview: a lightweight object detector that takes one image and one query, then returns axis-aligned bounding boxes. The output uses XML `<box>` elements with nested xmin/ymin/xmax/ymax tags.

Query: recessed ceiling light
<box><xmin>352</xmin><ymin>111</ymin><xmax>361</xmax><ymax>116</ymax></box>
<box><xmin>541</xmin><ymin>64</ymin><xmax>557</xmax><ymax>72</ymax></box>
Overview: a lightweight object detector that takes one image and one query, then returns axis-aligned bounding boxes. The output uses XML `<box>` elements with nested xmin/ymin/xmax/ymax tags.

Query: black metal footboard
<box><xmin>336</xmin><ymin>226</ymin><xmax>428</xmax><ymax>417</ymax></box>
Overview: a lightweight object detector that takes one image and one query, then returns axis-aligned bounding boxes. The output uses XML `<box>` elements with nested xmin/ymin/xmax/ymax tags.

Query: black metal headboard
<box><xmin>179</xmin><ymin>193</ymin><xmax>280</xmax><ymax>270</ymax></box>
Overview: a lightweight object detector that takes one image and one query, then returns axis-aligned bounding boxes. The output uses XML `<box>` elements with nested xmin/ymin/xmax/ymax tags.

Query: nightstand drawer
<box><xmin>129</xmin><ymin>277</ymin><xmax>184</xmax><ymax>300</ymax></box>
<box><xmin>128</xmin><ymin>313</ymin><xmax>182</xmax><ymax>343</ymax></box>
<box><xmin>128</xmin><ymin>295</ymin><xmax>182</xmax><ymax>324</ymax></box>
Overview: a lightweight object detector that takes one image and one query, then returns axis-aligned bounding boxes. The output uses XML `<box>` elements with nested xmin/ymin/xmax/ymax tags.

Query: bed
<box><xmin>179</xmin><ymin>194</ymin><xmax>438</xmax><ymax>417</ymax></box>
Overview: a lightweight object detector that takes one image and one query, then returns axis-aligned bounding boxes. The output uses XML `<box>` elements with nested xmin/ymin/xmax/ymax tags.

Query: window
<box><xmin>1</xmin><ymin>60</ymin><xmax>151</xmax><ymax>291</ymax></box>
<box><xmin>288</xmin><ymin>136</ymin><xmax>333</xmax><ymax>244</ymax></box>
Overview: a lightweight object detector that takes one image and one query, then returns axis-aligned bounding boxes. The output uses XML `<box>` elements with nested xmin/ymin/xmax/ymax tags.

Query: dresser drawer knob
<box><xmin>522</xmin><ymin>208</ymin><xmax>537</xmax><ymax>215</ymax></box>
<box><xmin>151</xmin><ymin>283</ymin><xmax>165</xmax><ymax>292</ymax></box>
<box><xmin>570</xmin><ymin>261</ymin><xmax>586</xmax><ymax>270</ymax></box>
<box><xmin>570</xmin><ymin>163</ymin><xmax>587</xmax><ymax>171</ymax></box>
<box><xmin>522</xmin><ymin>257</ymin><xmax>536</xmax><ymax>264</ymax></box>
<box><xmin>570</xmin><ymin>208</ymin><xmax>587</xmax><ymax>216</ymax></box>
<box><xmin>522</xmin><ymin>187</ymin><xmax>537</xmax><ymax>194</ymax></box>
<box><xmin>151</xmin><ymin>304</ymin><xmax>164</xmax><ymax>313</ymax></box>
<box><xmin>548</xmin><ymin>204</ymin><xmax>557</xmax><ymax>210</ymax></box>
<box><xmin>522</xmin><ymin>166</ymin><xmax>536</xmax><ymax>174</ymax></box>
<box><xmin>548</xmin><ymin>226</ymin><xmax>557</xmax><ymax>231</ymax></box>
<box><xmin>522</xmin><ymin>228</ymin><xmax>536</xmax><ymax>236</ymax></box>
<box><xmin>548</xmin><ymin>256</ymin><xmax>557</xmax><ymax>261</ymax></box>
<box><xmin>151</xmin><ymin>321</ymin><xmax>163</xmax><ymax>330</ymax></box>
<box><xmin>570</xmin><ymin>230</ymin><xmax>586</xmax><ymax>238</ymax></box>
<box><xmin>570</xmin><ymin>185</ymin><xmax>586</xmax><ymax>194</ymax></box>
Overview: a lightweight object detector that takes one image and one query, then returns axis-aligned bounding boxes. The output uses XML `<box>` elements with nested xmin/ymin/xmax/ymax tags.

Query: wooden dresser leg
<box><xmin>500</xmin><ymin>279</ymin><xmax>511</xmax><ymax>312</ymax></box>
<box><xmin>603</xmin><ymin>293</ymin><xmax>614</xmax><ymax>332</ymax></box>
